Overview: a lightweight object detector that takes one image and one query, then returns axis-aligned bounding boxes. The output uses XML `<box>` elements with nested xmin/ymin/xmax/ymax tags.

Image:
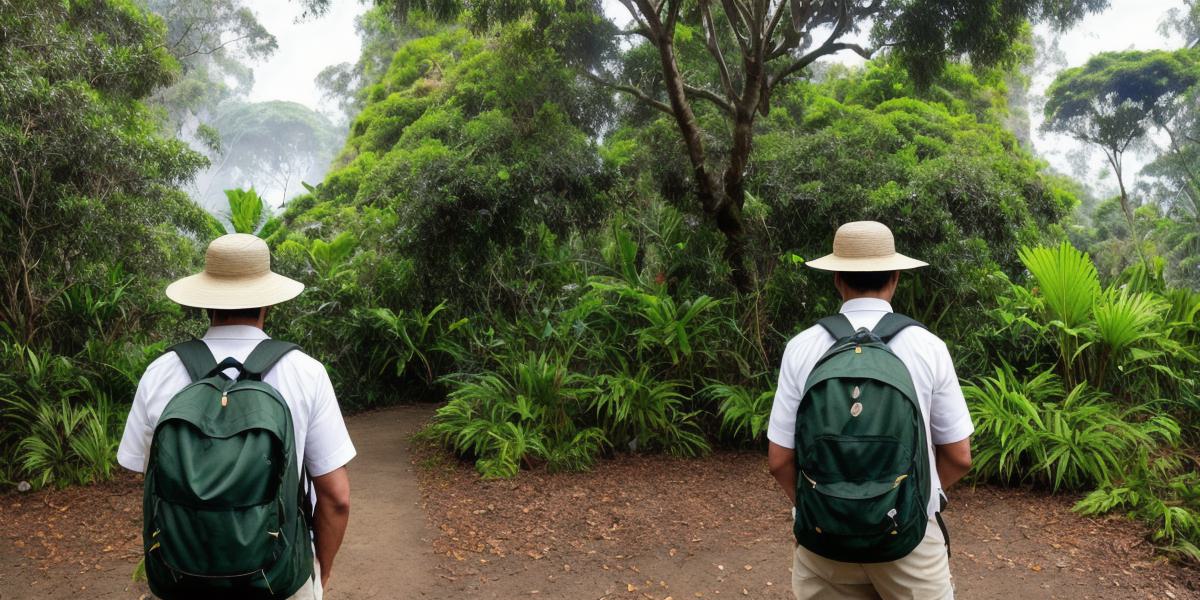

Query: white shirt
<box><xmin>767</xmin><ymin>298</ymin><xmax>974</xmax><ymax>518</ymax></box>
<box><xmin>118</xmin><ymin>325</ymin><xmax>357</xmax><ymax>478</ymax></box>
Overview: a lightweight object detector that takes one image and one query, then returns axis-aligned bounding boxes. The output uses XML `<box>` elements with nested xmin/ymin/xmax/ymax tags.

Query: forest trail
<box><xmin>3</xmin><ymin>404</ymin><xmax>1199</xmax><ymax>599</ymax></box>
<box><xmin>0</xmin><ymin>405</ymin><xmax>440</xmax><ymax>600</ymax></box>
<box><xmin>324</xmin><ymin>405</ymin><xmax>439</xmax><ymax>598</ymax></box>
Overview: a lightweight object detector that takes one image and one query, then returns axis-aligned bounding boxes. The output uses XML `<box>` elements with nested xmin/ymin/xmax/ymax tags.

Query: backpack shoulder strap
<box><xmin>872</xmin><ymin>313</ymin><xmax>925</xmax><ymax>343</ymax></box>
<box><xmin>816</xmin><ymin>314</ymin><xmax>856</xmax><ymax>341</ymax></box>
<box><xmin>171</xmin><ymin>339</ymin><xmax>217</xmax><ymax>383</ymax></box>
<box><xmin>241</xmin><ymin>339</ymin><xmax>300</xmax><ymax>381</ymax></box>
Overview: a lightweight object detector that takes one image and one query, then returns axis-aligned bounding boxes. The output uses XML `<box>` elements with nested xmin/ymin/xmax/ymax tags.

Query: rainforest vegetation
<box><xmin>3</xmin><ymin>0</ymin><xmax>1200</xmax><ymax>562</ymax></box>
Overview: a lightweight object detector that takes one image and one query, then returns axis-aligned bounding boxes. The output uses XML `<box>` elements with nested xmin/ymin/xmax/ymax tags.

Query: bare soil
<box><xmin>2</xmin><ymin>405</ymin><xmax>1198</xmax><ymax>599</ymax></box>
<box><xmin>416</xmin><ymin>447</ymin><xmax>1200</xmax><ymax>600</ymax></box>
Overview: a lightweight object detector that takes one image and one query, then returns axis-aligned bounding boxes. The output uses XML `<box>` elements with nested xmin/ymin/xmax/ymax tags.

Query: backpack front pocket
<box><xmin>152</xmin><ymin>499</ymin><xmax>283</xmax><ymax>577</ymax></box>
<box><xmin>796</xmin><ymin>470</ymin><xmax>912</xmax><ymax>536</ymax></box>
<box><xmin>797</xmin><ymin>434</ymin><xmax>916</xmax><ymax>537</ymax></box>
<box><xmin>807</xmin><ymin>434</ymin><xmax>911</xmax><ymax>482</ymax></box>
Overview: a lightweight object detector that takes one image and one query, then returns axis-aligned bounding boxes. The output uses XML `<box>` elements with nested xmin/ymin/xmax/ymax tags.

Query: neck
<box><xmin>840</xmin><ymin>291</ymin><xmax>894</xmax><ymax>303</ymax></box>
<box><xmin>209</xmin><ymin>312</ymin><xmax>266</xmax><ymax>329</ymax></box>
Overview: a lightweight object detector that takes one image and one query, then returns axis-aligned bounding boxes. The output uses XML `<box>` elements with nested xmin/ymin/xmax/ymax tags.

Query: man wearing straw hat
<box><xmin>766</xmin><ymin>221</ymin><xmax>974</xmax><ymax>599</ymax></box>
<box><xmin>118</xmin><ymin>233</ymin><xmax>356</xmax><ymax>599</ymax></box>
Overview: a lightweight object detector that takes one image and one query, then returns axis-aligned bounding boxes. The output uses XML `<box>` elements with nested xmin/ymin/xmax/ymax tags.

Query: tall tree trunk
<box><xmin>643</xmin><ymin>4</ymin><xmax>755</xmax><ymax>292</ymax></box>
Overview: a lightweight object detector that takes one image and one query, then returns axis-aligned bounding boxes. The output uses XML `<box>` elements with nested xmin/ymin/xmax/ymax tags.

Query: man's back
<box><xmin>768</xmin><ymin>297</ymin><xmax>972</xmax><ymax>520</ymax></box>
<box><xmin>118</xmin><ymin>324</ymin><xmax>356</xmax><ymax>483</ymax></box>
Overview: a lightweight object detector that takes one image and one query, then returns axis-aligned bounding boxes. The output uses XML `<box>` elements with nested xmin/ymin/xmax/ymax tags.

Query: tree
<box><xmin>195</xmin><ymin>101</ymin><xmax>342</xmax><ymax>207</ymax></box>
<box><xmin>141</xmin><ymin>0</ymin><xmax>277</xmax><ymax>132</ymax></box>
<box><xmin>0</xmin><ymin>0</ymin><xmax>209</xmax><ymax>345</ymax></box>
<box><xmin>1043</xmin><ymin>50</ymin><xmax>1200</xmax><ymax>268</ymax></box>
<box><xmin>300</xmin><ymin>0</ymin><xmax>1106</xmax><ymax>291</ymax></box>
<box><xmin>1163</xmin><ymin>0</ymin><xmax>1200</xmax><ymax>49</ymax></box>
<box><xmin>316</xmin><ymin>8</ymin><xmax>436</xmax><ymax>121</ymax></box>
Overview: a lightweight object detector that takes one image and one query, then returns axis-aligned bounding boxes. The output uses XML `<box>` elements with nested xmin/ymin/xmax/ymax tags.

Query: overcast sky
<box><xmin>246</xmin><ymin>0</ymin><xmax>1188</xmax><ymax>196</ymax></box>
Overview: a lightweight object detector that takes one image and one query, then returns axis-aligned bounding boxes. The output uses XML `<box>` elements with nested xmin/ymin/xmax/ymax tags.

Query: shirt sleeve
<box><xmin>767</xmin><ymin>340</ymin><xmax>804</xmax><ymax>449</ymax></box>
<box><xmin>928</xmin><ymin>341</ymin><xmax>975</xmax><ymax>445</ymax></box>
<box><xmin>117</xmin><ymin>370</ymin><xmax>156</xmax><ymax>473</ymax></box>
<box><xmin>303</xmin><ymin>367</ymin><xmax>357</xmax><ymax>476</ymax></box>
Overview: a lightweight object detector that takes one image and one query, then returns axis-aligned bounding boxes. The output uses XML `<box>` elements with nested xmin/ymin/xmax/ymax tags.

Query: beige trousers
<box><xmin>287</xmin><ymin>559</ymin><xmax>323</xmax><ymax>600</ymax></box>
<box><xmin>791</xmin><ymin>519</ymin><xmax>953</xmax><ymax>600</ymax></box>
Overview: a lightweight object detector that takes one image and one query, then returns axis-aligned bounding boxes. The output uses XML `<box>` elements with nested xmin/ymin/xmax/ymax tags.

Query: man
<box><xmin>767</xmin><ymin>221</ymin><xmax>974</xmax><ymax>599</ymax></box>
<box><xmin>118</xmin><ymin>233</ymin><xmax>356</xmax><ymax>599</ymax></box>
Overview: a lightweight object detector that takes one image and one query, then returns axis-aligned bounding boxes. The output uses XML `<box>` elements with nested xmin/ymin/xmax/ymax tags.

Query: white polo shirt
<box><xmin>118</xmin><ymin>325</ymin><xmax>357</xmax><ymax>478</ymax></box>
<box><xmin>767</xmin><ymin>298</ymin><xmax>974</xmax><ymax>518</ymax></box>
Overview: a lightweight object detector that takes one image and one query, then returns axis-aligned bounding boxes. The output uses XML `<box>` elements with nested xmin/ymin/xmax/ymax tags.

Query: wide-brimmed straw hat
<box><xmin>166</xmin><ymin>234</ymin><xmax>304</xmax><ymax>309</ymax></box>
<box><xmin>806</xmin><ymin>221</ymin><xmax>928</xmax><ymax>272</ymax></box>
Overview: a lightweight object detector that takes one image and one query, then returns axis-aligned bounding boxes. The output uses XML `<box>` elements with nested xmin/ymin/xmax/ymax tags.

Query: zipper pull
<box><xmin>221</xmin><ymin>393</ymin><xmax>228</xmax><ymax>407</ymax></box>
<box><xmin>887</xmin><ymin>508</ymin><xmax>898</xmax><ymax>533</ymax></box>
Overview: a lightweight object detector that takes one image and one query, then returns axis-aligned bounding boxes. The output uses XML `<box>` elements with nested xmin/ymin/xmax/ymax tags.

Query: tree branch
<box><xmin>581</xmin><ymin>71</ymin><xmax>673</xmax><ymax>115</ymax></box>
<box><xmin>765</xmin><ymin>0</ymin><xmax>794</xmax><ymax>43</ymax></box>
<box><xmin>720</xmin><ymin>0</ymin><xmax>754</xmax><ymax>54</ymax></box>
<box><xmin>683</xmin><ymin>83</ymin><xmax>735</xmax><ymax>114</ymax></box>
<box><xmin>769</xmin><ymin>40</ymin><xmax>873</xmax><ymax>90</ymax></box>
<box><xmin>664</xmin><ymin>0</ymin><xmax>682</xmax><ymax>34</ymax></box>
<box><xmin>700</xmin><ymin>0</ymin><xmax>738</xmax><ymax>100</ymax></box>
<box><xmin>616</xmin><ymin>0</ymin><xmax>654</xmax><ymax>40</ymax></box>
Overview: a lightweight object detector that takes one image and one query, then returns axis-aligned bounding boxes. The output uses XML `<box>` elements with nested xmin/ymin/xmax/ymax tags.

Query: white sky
<box><xmin>243</xmin><ymin>0</ymin><xmax>1189</xmax><ymax>198</ymax></box>
<box><xmin>246</xmin><ymin>0</ymin><xmax>369</xmax><ymax>115</ymax></box>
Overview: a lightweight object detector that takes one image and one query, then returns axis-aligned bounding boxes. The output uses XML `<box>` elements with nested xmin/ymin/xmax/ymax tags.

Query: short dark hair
<box><xmin>207</xmin><ymin>307</ymin><xmax>265</xmax><ymax>320</ymax></box>
<box><xmin>838</xmin><ymin>270</ymin><xmax>897</xmax><ymax>293</ymax></box>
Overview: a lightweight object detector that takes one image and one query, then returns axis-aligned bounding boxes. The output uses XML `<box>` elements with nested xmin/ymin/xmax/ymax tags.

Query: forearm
<box><xmin>773</xmin><ymin>467</ymin><xmax>797</xmax><ymax>504</ymax></box>
<box><xmin>311</xmin><ymin>467</ymin><xmax>351</xmax><ymax>586</ymax></box>
<box><xmin>314</xmin><ymin>500</ymin><xmax>349</xmax><ymax>576</ymax></box>
<box><xmin>767</xmin><ymin>442</ymin><xmax>797</xmax><ymax>505</ymax></box>
<box><xmin>934</xmin><ymin>439</ymin><xmax>972</xmax><ymax>490</ymax></box>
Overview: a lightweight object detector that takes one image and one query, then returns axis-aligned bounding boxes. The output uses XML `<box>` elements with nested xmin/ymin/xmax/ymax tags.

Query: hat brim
<box><xmin>165</xmin><ymin>271</ymin><xmax>305</xmax><ymax>310</ymax></box>
<box><xmin>805</xmin><ymin>253</ymin><xmax>928</xmax><ymax>272</ymax></box>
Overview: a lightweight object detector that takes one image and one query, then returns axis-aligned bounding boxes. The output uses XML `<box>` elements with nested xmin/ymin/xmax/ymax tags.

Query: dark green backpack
<box><xmin>793</xmin><ymin>313</ymin><xmax>931</xmax><ymax>563</ymax></box>
<box><xmin>143</xmin><ymin>339</ymin><xmax>313</xmax><ymax>599</ymax></box>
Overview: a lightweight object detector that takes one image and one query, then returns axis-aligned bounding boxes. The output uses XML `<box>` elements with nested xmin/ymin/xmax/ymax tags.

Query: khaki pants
<box><xmin>792</xmin><ymin>519</ymin><xmax>952</xmax><ymax>600</ymax></box>
<box><xmin>287</xmin><ymin>559</ymin><xmax>323</xmax><ymax>600</ymax></box>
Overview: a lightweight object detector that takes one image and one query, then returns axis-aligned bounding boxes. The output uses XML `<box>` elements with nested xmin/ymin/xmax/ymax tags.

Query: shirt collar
<box><xmin>839</xmin><ymin>297</ymin><xmax>894</xmax><ymax>314</ymax></box>
<box><xmin>202</xmin><ymin>325</ymin><xmax>270</xmax><ymax>341</ymax></box>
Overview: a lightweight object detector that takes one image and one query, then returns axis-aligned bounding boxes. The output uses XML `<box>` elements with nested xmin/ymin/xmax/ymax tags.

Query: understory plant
<box><xmin>969</xmin><ymin>241</ymin><xmax>1200</xmax><ymax>559</ymax></box>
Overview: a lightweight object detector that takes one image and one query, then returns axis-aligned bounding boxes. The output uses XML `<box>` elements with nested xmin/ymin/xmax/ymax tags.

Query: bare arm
<box><xmin>934</xmin><ymin>438</ymin><xmax>972</xmax><ymax>490</ymax></box>
<box><xmin>312</xmin><ymin>466</ymin><xmax>351</xmax><ymax>588</ymax></box>
<box><xmin>768</xmin><ymin>442</ymin><xmax>797</xmax><ymax>505</ymax></box>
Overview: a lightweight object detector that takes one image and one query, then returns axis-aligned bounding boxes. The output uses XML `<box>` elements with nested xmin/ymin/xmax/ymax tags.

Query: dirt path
<box><xmin>3</xmin><ymin>405</ymin><xmax>1198</xmax><ymax>599</ymax></box>
<box><xmin>0</xmin><ymin>405</ymin><xmax>438</xmax><ymax>600</ymax></box>
<box><xmin>326</xmin><ymin>405</ymin><xmax>438</xmax><ymax>599</ymax></box>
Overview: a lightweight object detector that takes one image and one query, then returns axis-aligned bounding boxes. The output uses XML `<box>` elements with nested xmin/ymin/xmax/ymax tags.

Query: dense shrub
<box><xmin>966</xmin><ymin>242</ymin><xmax>1200</xmax><ymax>558</ymax></box>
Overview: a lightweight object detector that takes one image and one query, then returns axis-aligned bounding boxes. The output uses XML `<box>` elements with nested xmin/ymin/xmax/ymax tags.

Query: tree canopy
<box><xmin>0</xmin><ymin>0</ymin><xmax>209</xmax><ymax>345</ymax></box>
<box><xmin>302</xmin><ymin>0</ymin><xmax>1107</xmax><ymax>291</ymax></box>
<box><xmin>1045</xmin><ymin>48</ymin><xmax>1200</xmax><ymax>278</ymax></box>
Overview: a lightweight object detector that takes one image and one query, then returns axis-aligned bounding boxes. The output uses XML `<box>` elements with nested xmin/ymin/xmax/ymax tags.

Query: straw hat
<box><xmin>806</xmin><ymin>221</ymin><xmax>928</xmax><ymax>272</ymax></box>
<box><xmin>166</xmin><ymin>234</ymin><xmax>304</xmax><ymax>309</ymax></box>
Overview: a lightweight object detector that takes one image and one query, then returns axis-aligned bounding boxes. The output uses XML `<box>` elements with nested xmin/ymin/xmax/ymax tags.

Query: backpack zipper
<box><xmin>801</xmin><ymin>470</ymin><xmax>818</xmax><ymax>489</ymax></box>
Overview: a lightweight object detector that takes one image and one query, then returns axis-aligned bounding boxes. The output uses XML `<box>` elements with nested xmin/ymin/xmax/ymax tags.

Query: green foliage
<box><xmin>0</xmin><ymin>0</ymin><xmax>210</xmax><ymax>345</ymax></box>
<box><xmin>1076</xmin><ymin>470</ymin><xmax>1200</xmax><ymax>561</ymax></box>
<box><xmin>965</xmin><ymin>364</ymin><xmax>1178</xmax><ymax>491</ymax></box>
<box><xmin>706</xmin><ymin>384</ymin><xmax>774</xmax><ymax>443</ymax></box>
<box><xmin>430</xmin><ymin>353</ymin><xmax>600</xmax><ymax>478</ymax></box>
<box><xmin>1043</xmin><ymin>50</ymin><xmax>1199</xmax><ymax>143</ymax></box>
<box><xmin>0</xmin><ymin>332</ymin><xmax>140</xmax><ymax>488</ymax></box>
<box><xmin>226</xmin><ymin>188</ymin><xmax>267</xmax><ymax>234</ymax></box>
<box><xmin>970</xmin><ymin>241</ymin><xmax>1200</xmax><ymax>560</ymax></box>
<box><xmin>1018</xmin><ymin>242</ymin><xmax>1101</xmax><ymax>329</ymax></box>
